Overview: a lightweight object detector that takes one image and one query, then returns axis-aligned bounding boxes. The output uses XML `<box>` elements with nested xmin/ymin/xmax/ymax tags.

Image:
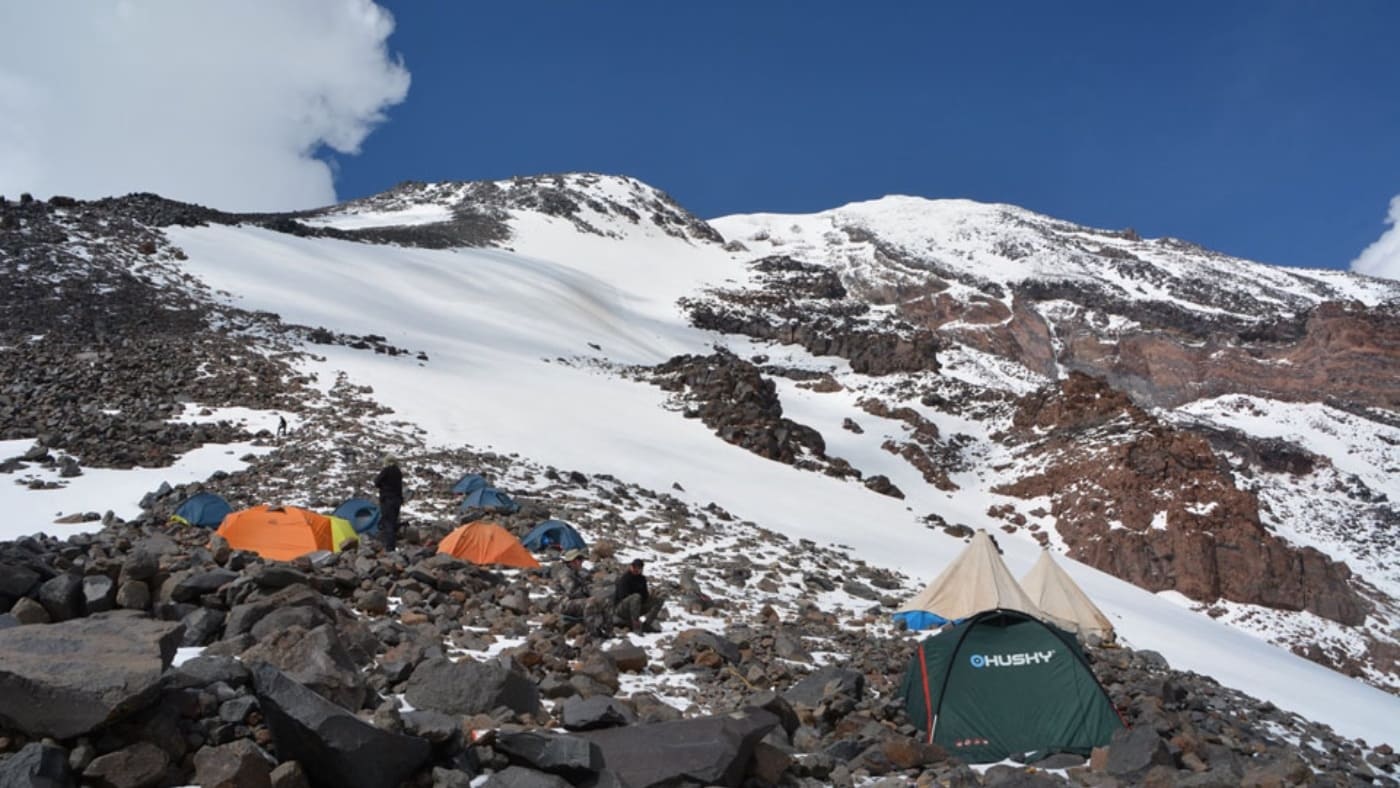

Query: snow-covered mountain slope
<box><xmin>2</xmin><ymin>176</ymin><xmax>1397</xmax><ymax>747</ymax></box>
<box><xmin>712</xmin><ymin>196</ymin><xmax>1399</xmax><ymax>313</ymax></box>
<box><xmin>166</xmin><ymin>181</ymin><xmax>1397</xmax><ymax>738</ymax></box>
<box><xmin>708</xmin><ymin>194</ymin><xmax>1400</xmax><ymax>696</ymax></box>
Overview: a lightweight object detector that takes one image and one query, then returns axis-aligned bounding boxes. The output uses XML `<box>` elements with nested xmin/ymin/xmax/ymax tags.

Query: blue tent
<box><xmin>521</xmin><ymin>520</ymin><xmax>587</xmax><ymax>553</ymax></box>
<box><xmin>171</xmin><ymin>492</ymin><xmax>233</xmax><ymax>529</ymax></box>
<box><xmin>334</xmin><ymin>498</ymin><xmax>382</xmax><ymax>534</ymax></box>
<box><xmin>452</xmin><ymin>473</ymin><xmax>488</xmax><ymax>496</ymax></box>
<box><xmin>892</xmin><ymin>610</ymin><xmax>954</xmax><ymax>632</ymax></box>
<box><xmin>457</xmin><ymin>486</ymin><xmax>520</xmax><ymax>515</ymax></box>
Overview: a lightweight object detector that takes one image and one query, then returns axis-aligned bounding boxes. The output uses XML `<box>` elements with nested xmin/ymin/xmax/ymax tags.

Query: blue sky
<box><xmin>2</xmin><ymin>3</ymin><xmax>1396</xmax><ymax>275</ymax></box>
<box><xmin>334</xmin><ymin>1</ymin><xmax>1399</xmax><ymax>272</ymax></box>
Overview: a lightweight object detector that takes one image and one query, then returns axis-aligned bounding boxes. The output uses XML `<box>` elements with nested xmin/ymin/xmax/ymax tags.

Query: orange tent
<box><xmin>216</xmin><ymin>505</ymin><xmax>347</xmax><ymax>562</ymax></box>
<box><xmin>437</xmin><ymin>521</ymin><xmax>540</xmax><ymax>569</ymax></box>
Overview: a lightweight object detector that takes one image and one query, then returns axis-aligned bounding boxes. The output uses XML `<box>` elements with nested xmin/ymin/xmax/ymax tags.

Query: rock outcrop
<box><xmin>995</xmin><ymin>372</ymin><xmax>1369</xmax><ymax>625</ymax></box>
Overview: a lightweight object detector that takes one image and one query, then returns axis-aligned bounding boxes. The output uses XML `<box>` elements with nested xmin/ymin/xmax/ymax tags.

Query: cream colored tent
<box><xmin>1020</xmin><ymin>550</ymin><xmax>1115</xmax><ymax>640</ymax></box>
<box><xmin>894</xmin><ymin>529</ymin><xmax>1047</xmax><ymax>630</ymax></box>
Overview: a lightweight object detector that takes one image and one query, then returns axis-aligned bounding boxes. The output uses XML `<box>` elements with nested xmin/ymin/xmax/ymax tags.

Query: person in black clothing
<box><xmin>276</xmin><ymin>415</ymin><xmax>287</xmax><ymax>440</ymax></box>
<box><xmin>613</xmin><ymin>558</ymin><xmax>665</xmax><ymax>632</ymax></box>
<box><xmin>374</xmin><ymin>457</ymin><xmax>404</xmax><ymax>550</ymax></box>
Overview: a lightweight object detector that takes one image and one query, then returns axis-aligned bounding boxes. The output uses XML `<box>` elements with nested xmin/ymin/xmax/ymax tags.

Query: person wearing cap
<box><xmin>613</xmin><ymin>558</ymin><xmax>665</xmax><ymax>633</ymax></box>
<box><xmin>373</xmin><ymin>455</ymin><xmax>404</xmax><ymax>550</ymax></box>
<box><xmin>554</xmin><ymin>549</ymin><xmax>607</xmax><ymax>636</ymax></box>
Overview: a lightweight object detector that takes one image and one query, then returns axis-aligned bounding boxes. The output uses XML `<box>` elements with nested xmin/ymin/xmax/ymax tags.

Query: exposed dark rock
<box><xmin>81</xmin><ymin>741</ymin><xmax>168</xmax><ymax>788</ymax></box>
<box><xmin>193</xmin><ymin>740</ymin><xmax>273</xmax><ymax>788</ymax></box>
<box><xmin>0</xmin><ymin>614</ymin><xmax>182</xmax><ymax>738</ymax></box>
<box><xmin>0</xmin><ymin>742</ymin><xmax>74</xmax><ymax>788</ymax></box>
<box><xmin>580</xmin><ymin>707</ymin><xmax>780</xmax><ymax>788</ymax></box>
<box><xmin>240</xmin><ymin>625</ymin><xmax>367</xmax><ymax>711</ymax></box>
<box><xmin>37</xmin><ymin>573</ymin><xmax>83</xmax><ymax>621</ymax></box>
<box><xmin>496</xmin><ymin>730</ymin><xmax>603</xmax><ymax>775</ymax></box>
<box><xmin>404</xmin><ymin>657</ymin><xmax>541</xmax><ymax>717</ymax></box>
<box><xmin>783</xmin><ymin>665</ymin><xmax>865</xmax><ymax>707</ymax></box>
<box><xmin>251</xmin><ymin>664</ymin><xmax>430</xmax><ymax>788</ymax></box>
<box><xmin>559</xmin><ymin>696</ymin><xmax>637</xmax><ymax>731</ymax></box>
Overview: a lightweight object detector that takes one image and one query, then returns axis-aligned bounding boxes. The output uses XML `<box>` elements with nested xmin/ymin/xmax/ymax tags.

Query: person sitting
<box><xmin>613</xmin><ymin>558</ymin><xmax>665</xmax><ymax>633</ymax></box>
<box><xmin>554</xmin><ymin>549</ymin><xmax>608</xmax><ymax>637</ymax></box>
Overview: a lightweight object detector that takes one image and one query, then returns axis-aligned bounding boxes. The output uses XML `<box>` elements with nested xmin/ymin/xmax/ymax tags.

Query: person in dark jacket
<box><xmin>613</xmin><ymin>558</ymin><xmax>664</xmax><ymax>632</ymax></box>
<box><xmin>374</xmin><ymin>457</ymin><xmax>404</xmax><ymax>550</ymax></box>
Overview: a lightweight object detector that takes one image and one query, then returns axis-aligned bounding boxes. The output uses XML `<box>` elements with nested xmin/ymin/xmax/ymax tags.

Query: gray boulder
<box><xmin>559</xmin><ymin>696</ymin><xmax>637</xmax><ymax>731</ymax></box>
<box><xmin>1105</xmin><ymin>726</ymin><xmax>1176</xmax><ymax>780</ymax></box>
<box><xmin>783</xmin><ymin>665</ymin><xmax>865</xmax><ymax>707</ymax></box>
<box><xmin>164</xmin><ymin>655</ymin><xmax>251</xmax><ymax>690</ymax></box>
<box><xmin>81</xmin><ymin>741</ymin><xmax>168</xmax><ymax>788</ymax></box>
<box><xmin>83</xmin><ymin>575</ymin><xmax>117</xmax><ymax>614</ymax></box>
<box><xmin>405</xmin><ymin>657</ymin><xmax>540</xmax><ymax>717</ymax></box>
<box><xmin>193</xmin><ymin>740</ymin><xmax>273</xmax><ymax>788</ymax></box>
<box><xmin>252</xmin><ymin>664</ymin><xmax>430</xmax><ymax>788</ymax></box>
<box><xmin>38</xmin><ymin>573</ymin><xmax>83</xmax><ymax>621</ymax></box>
<box><xmin>241</xmin><ymin>624</ymin><xmax>366</xmax><ymax>710</ymax></box>
<box><xmin>10</xmin><ymin>597</ymin><xmax>49</xmax><ymax>624</ymax></box>
<box><xmin>580</xmin><ymin>707</ymin><xmax>779</xmax><ymax>787</ymax></box>
<box><xmin>180</xmin><ymin>607</ymin><xmax>226</xmax><ymax>646</ymax></box>
<box><xmin>0</xmin><ymin>563</ymin><xmax>40</xmax><ymax>601</ymax></box>
<box><xmin>673</xmin><ymin>629</ymin><xmax>742</xmax><ymax>664</ymax></box>
<box><xmin>0</xmin><ymin>614</ymin><xmax>183</xmax><ymax>738</ymax></box>
<box><xmin>170</xmin><ymin>568</ymin><xmax>238</xmax><ymax>603</ymax></box>
<box><xmin>0</xmin><ymin>742</ymin><xmax>74</xmax><ymax>788</ymax></box>
<box><xmin>496</xmin><ymin>730</ymin><xmax>602</xmax><ymax>775</ymax></box>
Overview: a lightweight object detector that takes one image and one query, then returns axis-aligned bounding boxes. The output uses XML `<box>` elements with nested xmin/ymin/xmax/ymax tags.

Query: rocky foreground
<box><xmin>0</xmin><ymin>463</ymin><xmax>1396</xmax><ymax>788</ymax></box>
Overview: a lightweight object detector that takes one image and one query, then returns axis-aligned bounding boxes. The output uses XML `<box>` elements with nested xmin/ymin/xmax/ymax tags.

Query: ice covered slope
<box><xmin>712</xmin><ymin>196</ymin><xmax>1400</xmax><ymax>317</ymax></box>
<box><xmin>160</xmin><ymin>179</ymin><xmax>1400</xmax><ymax>744</ymax></box>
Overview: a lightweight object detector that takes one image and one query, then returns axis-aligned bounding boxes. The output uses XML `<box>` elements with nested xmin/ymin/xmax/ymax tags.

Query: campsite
<box><xmin>3</xmin><ymin>11</ymin><xmax>1399</xmax><ymax>781</ymax></box>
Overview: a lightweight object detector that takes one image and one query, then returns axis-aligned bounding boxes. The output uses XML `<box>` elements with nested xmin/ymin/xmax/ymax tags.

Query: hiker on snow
<box><xmin>614</xmin><ymin>557</ymin><xmax>665</xmax><ymax>633</ymax></box>
<box><xmin>374</xmin><ymin>456</ymin><xmax>403</xmax><ymax>551</ymax></box>
<box><xmin>276</xmin><ymin>415</ymin><xmax>287</xmax><ymax>439</ymax></box>
<box><xmin>554</xmin><ymin>549</ymin><xmax>608</xmax><ymax>636</ymax></box>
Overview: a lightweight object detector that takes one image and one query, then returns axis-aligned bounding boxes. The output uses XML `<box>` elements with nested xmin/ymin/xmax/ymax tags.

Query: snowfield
<box><xmin>2</xmin><ymin>190</ymin><xmax>1397</xmax><ymax>746</ymax></box>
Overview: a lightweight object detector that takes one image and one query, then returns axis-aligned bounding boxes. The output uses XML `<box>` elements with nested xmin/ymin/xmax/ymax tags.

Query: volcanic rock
<box><xmin>192</xmin><ymin>740</ymin><xmax>273</xmax><ymax>788</ymax></box>
<box><xmin>251</xmin><ymin>664</ymin><xmax>430</xmax><ymax>788</ymax></box>
<box><xmin>0</xmin><ymin>742</ymin><xmax>74</xmax><ymax>788</ymax></box>
<box><xmin>404</xmin><ymin>657</ymin><xmax>540</xmax><ymax>717</ymax></box>
<box><xmin>579</xmin><ymin>707</ymin><xmax>780</xmax><ymax>788</ymax></box>
<box><xmin>0</xmin><ymin>614</ymin><xmax>182</xmax><ymax>738</ymax></box>
<box><xmin>81</xmin><ymin>741</ymin><xmax>168</xmax><ymax>788</ymax></box>
<box><xmin>240</xmin><ymin>624</ymin><xmax>367</xmax><ymax>711</ymax></box>
<box><xmin>559</xmin><ymin>696</ymin><xmax>637</xmax><ymax>731</ymax></box>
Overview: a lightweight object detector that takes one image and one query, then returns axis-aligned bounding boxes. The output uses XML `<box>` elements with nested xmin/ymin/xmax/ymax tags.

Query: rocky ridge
<box><xmin>0</xmin><ymin>451</ymin><xmax>1396</xmax><ymax>787</ymax></box>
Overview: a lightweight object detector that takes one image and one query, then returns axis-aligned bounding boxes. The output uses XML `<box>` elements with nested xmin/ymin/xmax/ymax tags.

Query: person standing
<box><xmin>374</xmin><ymin>456</ymin><xmax>403</xmax><ymax>550</ymax></box>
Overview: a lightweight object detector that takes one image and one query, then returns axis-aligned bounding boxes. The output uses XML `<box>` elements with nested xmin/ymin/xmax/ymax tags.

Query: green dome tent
<box><xmin>899</xmin><ymin>608</ymin><xmax>1124</xmax><ymax>763</ymax></box>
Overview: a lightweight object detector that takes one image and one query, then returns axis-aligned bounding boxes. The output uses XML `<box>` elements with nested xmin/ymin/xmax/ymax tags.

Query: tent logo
<box><xmin>969</xmin><ymin>650</ymin><xmax>1055</xmax><ymax>669</ymax></box>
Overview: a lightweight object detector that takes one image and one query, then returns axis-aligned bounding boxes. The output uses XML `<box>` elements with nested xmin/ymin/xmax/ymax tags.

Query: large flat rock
<box><xmin>580</xmin><ymin>707</ymin><xmax>779</xmax><ymax>787</ymax></box>
<box><xmin>0</xmin><ymin>613</ymin><xmax>183</xmax><ymax>739</ymax></box>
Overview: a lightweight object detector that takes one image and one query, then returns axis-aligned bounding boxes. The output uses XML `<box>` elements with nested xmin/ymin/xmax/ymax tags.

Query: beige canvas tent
<box><xmin>1020</xmin><ymin>550</ymin><xmax>1115</xmax><ymax>640</ymax></box>
<box><xmin>894</xmin><ymin>529</ymin><xmax>1047</xmax><ymax>631</ymax></box>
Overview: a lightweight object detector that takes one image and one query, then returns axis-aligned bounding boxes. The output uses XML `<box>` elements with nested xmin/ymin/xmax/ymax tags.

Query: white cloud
<box><xmin>1351</xmin><ymin>195</ymin><xmax>1400</xmax><ymax>282</ymax></box>
<box><xmin>0</xmin><ymin>1</ymin><xmax>409</xmax><ymax>211</ymax></box>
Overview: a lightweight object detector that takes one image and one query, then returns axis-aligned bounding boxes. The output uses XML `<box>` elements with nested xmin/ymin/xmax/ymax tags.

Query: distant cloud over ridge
<box><xmin>1351</xmin><ymin>195</ymin><xmax>1400</xmax><ymax>282</ymax></box>
<box><xmin>0</xmin><ymin>0</ymin><xmax>409</xmax><ymax>211</ymax></box>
